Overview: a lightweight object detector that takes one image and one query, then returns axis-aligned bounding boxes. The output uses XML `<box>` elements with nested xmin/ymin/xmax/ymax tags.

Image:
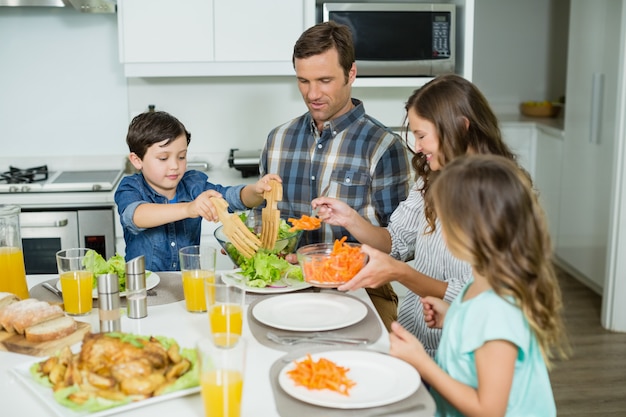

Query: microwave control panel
<box><xmin>432</xmin><ymin>13</ymin><xmax>451</xmax><ymax>58</ymax></box>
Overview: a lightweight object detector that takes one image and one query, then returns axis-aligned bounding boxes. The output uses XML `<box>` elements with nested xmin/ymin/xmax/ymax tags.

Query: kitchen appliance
<box><xmin>20</xmin><ymin>208</ymin><xmax>116</xmax><ymax>274</ymax></box>
<box><xmin>0</xmin><ymin>0</ymin><xmax>116</xmax><ymax>13</ymax></box>
<box><xmin>228</xmin><ymin>148</ymin><xmax>261</xmax><ymax>178</ymax></box>
<box><xmin>0</xmin><ymin>165</ymin><xmax>123</xmax><ymax>274</ymax></box>
<box><xmin>322</xmin><ymin>3</ymin><xmax>455</xmax><ymax>77</ymax></box>
<box><xmin>0</xmin><ymin>166</ymin><xmax>123</xmax><ymax>193</ymax></box>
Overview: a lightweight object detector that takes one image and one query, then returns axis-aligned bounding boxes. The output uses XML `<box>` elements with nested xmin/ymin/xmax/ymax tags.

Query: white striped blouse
<box><xmin>388</xmin><ymin>180</ymin><xmax>473</xmax><ymax>357</ymax></box>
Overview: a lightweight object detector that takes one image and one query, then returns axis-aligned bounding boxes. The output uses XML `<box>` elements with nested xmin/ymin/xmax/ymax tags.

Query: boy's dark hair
<box><xmin>292</xmin><ymin>21</ymin><xmax>355</xmax><ymax>81</ymax></box>
<box><xmin>126</xmin><ymin>111</ymin><xmax>191</xmax><ymax>159</ymax></box>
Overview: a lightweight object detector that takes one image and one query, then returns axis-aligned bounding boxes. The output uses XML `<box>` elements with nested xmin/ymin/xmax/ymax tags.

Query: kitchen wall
<box><xmin>0</xmin><ymin>1</ymin><xmax>565</xmax><ymax>170</ymax></box>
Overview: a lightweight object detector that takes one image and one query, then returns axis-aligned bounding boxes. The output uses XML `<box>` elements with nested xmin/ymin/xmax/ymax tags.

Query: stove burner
<box><xmin>0</xmin><ymin>165</ymin><xmax>49</xmax><ymax>184</ymax></box>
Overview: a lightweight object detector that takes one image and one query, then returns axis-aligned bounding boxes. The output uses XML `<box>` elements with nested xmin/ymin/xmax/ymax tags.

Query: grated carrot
<box><xmin>288</xmin><ymin>215</ymin><xmax>322</xmax><ymax>232</ymax></box>
<box><xmin>302</xmin><ymin>237</ymin><xmax>366</xmax><ymax>284</ymax></box>
<box><xmin>287</xmin><ymin>354</ymin><xmax>356</xmax><ymax>396</ymax></box>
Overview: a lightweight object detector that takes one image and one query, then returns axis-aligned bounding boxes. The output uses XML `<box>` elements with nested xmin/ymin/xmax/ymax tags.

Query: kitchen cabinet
<box><xmin>534</xmin><ymin>126</ymin><xmax>564</xmax><ymax>243</ymax></box>
<box><xmin>117</xmin><ymin>0</ymin><xmax>315</xmax><ymax>77</ymax></box>
<box><xmin>501</xmin><ymin>124</ymin><xmax>536</xmax><ymax>178</ymax></box>
<box><xmin>554</xmin><ymin>0</ymin><xmax>622</xmax><ymax>294</ymax></box>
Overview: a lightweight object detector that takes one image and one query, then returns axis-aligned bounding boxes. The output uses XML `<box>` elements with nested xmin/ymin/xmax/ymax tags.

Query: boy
<box><xmin>115</xmin><ymin>111</ymin><xmax>280</xmax><ymax>271</ymax></box>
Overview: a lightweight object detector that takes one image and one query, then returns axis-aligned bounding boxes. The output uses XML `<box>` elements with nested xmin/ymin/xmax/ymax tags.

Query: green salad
<box><xmin>226</xmin><ymin>213</ymin><xmax>303</xmax><ymax>288</ymax></box>
<box><xmin>82</xmin><ymin>250</ymin><xmax>149</xmax><ymax>292</ymax></box>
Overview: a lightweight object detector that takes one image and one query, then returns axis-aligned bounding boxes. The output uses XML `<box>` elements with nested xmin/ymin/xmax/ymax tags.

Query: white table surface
<box><xmin>0</xmin><ymin>274</ymin><xmax>400</xmax><ymax>417</ymax></box>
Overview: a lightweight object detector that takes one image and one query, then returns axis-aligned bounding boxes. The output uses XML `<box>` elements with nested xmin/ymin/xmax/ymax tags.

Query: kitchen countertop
<box><xmin>498</xmin><ymin>113</ymin><xmax>565</xmax><ymax>136</ymax></box>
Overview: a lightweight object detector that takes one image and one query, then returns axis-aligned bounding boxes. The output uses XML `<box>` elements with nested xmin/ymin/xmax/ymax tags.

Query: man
<box><xmin>260</xmin><ymin>21</ymin><xmax>412</xmax><ymax>330</ymax></box>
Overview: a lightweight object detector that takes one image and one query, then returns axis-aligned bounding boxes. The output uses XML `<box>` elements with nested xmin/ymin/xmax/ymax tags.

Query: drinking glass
<box><xmin>179</xmin><ymin>245</ymin><xmax>216</xmax><ymax>312</ymax></box>
<box><xmin>56</xmin><ymin>248</ymin><xmax>94</xmax><ymax>315</ymax></box>
<box><xmin>205</xmin><ymin>282</ymin><xmax>245</xmax><ymax>336</ymax></box>
<box><xmin>197</xmin><ymin>334</ymin><xmax>246</xmax><ymax>417</ymax></box>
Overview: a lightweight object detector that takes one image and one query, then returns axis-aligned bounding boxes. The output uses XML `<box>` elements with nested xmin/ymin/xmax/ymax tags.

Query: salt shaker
<box><xmin>126</xmin><ymin>255</ymin><xmax>148</xmax><ymax>319</ymax></box>
<box><xmin>97</xmin><ymin>273</ymin><xmax>121</xmax><ymax>332</ymax></box>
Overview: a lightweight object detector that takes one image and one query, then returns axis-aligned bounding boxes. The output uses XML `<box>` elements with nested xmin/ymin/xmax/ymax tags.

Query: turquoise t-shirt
<box><xmin>432</xmin><ymin>281</ymin><xmax>556</xmax><ymax>417</ymax></box>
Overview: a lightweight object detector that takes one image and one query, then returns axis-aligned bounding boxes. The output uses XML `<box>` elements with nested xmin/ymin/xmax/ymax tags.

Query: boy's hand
<box><xmin>189</xmin><ymin>190</ymin><xmax>223</xmax><ymax>221</ymax></box>
<box><xmin>255</xmin><ymin>174</ymin><xmax>282</xmax><ymax>196</ymax></box>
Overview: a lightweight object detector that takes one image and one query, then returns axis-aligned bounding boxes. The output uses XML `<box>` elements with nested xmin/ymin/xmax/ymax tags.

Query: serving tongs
<box><xmin>211</xmin><ymin>197</ymin><xmax>261</xmax><ymax>259</ymax></box>
<box><xmin>260</xmin><ymin>179</ymin><xmax>283</xmax><ymax>250</ymax></box>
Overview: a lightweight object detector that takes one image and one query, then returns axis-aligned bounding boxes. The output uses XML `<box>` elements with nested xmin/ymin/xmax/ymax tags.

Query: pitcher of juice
<box><xmin>0</xmin><ymin>205</ymin><xmax>29</xmax><ymax>299</ymax></box>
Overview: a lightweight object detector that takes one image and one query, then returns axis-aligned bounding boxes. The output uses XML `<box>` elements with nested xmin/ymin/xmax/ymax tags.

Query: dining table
<box><xmin>0</xmin><ymin>271</ymin><xmax>436</xmax><ymax>417</ymax></box>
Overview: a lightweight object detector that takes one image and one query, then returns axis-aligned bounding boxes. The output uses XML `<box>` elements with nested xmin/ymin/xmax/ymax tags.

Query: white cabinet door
<box><xmin>118</xmin><ymin>0</ymin><xmax>214</xmax><ymax>63</ymax></box>
<box><xmin>214</xmin><ymin>0</ymin><xmax>305</xmax><ymax>62</ymax></box>
<box><xmin>501</xmin><ymin>125</ymin><xmax>536</xmax><ymax>178</ymax></box>
<box><xmin>534</xmin><ymin>127</ymin><xmax>564</xmax><ymax>243</ymax></box>
<box><xmin>555</xmin><ymin>0</ymin><xmax>621</xmax><ymax>292</ymax></box>
<box><xmin>118</xmin><ymin>0</ymin><xmax>314</xmax><ymax>76</ymax></box>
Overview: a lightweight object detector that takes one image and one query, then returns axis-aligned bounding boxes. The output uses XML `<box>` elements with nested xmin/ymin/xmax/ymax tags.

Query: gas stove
<box><xmin>0</xmin><ymin>165</ymin><xmax>124</xmax><ymax>193</ymax></box>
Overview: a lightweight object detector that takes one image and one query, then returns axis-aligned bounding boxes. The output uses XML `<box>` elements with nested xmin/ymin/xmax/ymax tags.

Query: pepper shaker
<box><xmin>126</xmin><ymin>255</ymin><xmax>148</xmax><ymax>319</ymax></box>
<box><xmin>97</xmin><ymin>273</ymin><xmax>121</xmax><ymax>332</ymax></box>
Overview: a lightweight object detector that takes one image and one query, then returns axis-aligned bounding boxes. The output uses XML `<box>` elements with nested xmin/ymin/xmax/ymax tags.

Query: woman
<box><xmin>313</xmin><ymin>74</ymin><xmax>521</xmax><ymax>356</ymax></box>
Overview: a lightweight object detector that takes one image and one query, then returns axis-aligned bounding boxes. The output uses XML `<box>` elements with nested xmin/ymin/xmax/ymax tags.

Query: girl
<box><xmin>389</xmin><ymin>154</ymin><xmax>569</xmax><ymax>417</ymax></box>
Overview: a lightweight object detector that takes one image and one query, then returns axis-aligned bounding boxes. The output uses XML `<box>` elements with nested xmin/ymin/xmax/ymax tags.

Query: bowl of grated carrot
<box><xmin>296</xmin><ymin>238</ymin><xmax>368</xmax><ymax>288</ymax></box>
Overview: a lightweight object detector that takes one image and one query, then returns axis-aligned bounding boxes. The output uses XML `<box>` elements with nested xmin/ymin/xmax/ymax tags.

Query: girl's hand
<box><xmin>389</xmin><ymin>321</ymin><xmax>428</xmax><ymax>370</ymax></box>
<box><xmin>421</xmin><ymin>296</ymin><xmax>449</xmax><ymax>329</ymax></box>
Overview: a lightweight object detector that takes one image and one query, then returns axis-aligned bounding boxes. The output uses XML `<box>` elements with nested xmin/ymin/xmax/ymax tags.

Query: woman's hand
<box><xmin>337</xmin><ymin>244</ymin><xmax>405</xmax><ymax>291</ymax></box>
<box><xmin>421</xmin><ymin>296</ymin><xmax>449</xmax><ymax>329</ymax></box>
<box><xmin>312</xmin><ymin>196</ymin><xmax>358</xmax><ymax>228</ymax></box>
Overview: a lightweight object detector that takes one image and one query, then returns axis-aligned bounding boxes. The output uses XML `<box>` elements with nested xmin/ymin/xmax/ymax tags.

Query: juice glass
<box><xmin>206</xmin><ymin>282</ymin><xmax>245</xmax><ymax>336</ymax></box>
<box><xmin>197</xmin><ymin>334</ymin><xmax>246</xmax><ymax>417</ymax></box>
<box><xmin>179</xmin><ymin>245</ymin><xmax>216</xmax><ymax>312</ymax></box>
<box><xmin>0</xmin><ymin>205</ymin><xmax>29</xmax><ymax>300</ymax></box>
<box><xmin>56</xmin><ymin>248</ymin><xmax>94</xmax><ymax>315</ymax></box>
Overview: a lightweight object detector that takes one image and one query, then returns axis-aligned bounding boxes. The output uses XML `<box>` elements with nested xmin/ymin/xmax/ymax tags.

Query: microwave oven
<box><xmin>322</xmin><ymin>3</ymin><xmax>456</xmax><ymax>77</ymax></box>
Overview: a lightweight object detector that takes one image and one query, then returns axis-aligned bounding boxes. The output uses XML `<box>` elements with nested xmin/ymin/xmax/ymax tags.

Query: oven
<box><xmin>20</xmin><ymin>208</ymin><xmax>116</xmax><ymax>274</ymax></box>
<box><xmin>0</xmin><ymin>164</ymin><xmax>123</xmax><ymax>274</ymax></box>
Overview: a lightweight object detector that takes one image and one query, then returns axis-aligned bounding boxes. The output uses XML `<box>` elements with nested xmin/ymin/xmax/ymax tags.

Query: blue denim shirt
<box><xmin>114</xmin><ymin>170</ymin><xmax>246</xmax><ymax>271</ymax></box>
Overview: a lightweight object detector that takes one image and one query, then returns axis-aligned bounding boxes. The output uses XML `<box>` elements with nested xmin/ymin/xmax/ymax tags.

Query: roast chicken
<box><xmin>37</xmin><ymin>332</ymin><xmax>192</xmax><ymax>403</ymax></box>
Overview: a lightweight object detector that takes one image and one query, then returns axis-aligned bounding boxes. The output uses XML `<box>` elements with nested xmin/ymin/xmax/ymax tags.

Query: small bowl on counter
<box><xmin>296</xmin><ymin>241</ymin><xmax>368</xmax><ymax>288</ymax></box>
<box><xmin>519</xmin><ymin>101</ymin><xmax>562</xmax><ymax>118</ymax></box>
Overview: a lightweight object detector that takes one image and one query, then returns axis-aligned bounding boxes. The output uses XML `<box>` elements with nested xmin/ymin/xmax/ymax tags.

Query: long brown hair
<box><xmin>431</xmin><ymin>154</ymin><xmax>569</xmax><ymax>367</ymax></box>
<box><xmin>404</xmin><ymin>74</ymin><xmax>516</xmax><ymax>232</ymax></box>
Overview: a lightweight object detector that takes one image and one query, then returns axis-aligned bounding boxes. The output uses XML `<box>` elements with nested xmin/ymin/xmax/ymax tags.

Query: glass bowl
<box><xmin>296</xmin><ymin>242</ymin><xmax>368</xmax><ymax>288</ymax></box>
<box><xmin>214</xmin><ymin>223</ymin><xmax>302</xmax><ymax>268</ymax></box>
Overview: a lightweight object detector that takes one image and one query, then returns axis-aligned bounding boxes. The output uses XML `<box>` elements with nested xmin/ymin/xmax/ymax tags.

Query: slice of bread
<box><xmin>25</xmin><ymin>315</ymin><xmax>77</xmax><ymax>343</ymax></box>
<box><xmin>0</xmin><ymin>292</ymin><xmax>19</xmax><ymax>310</ymax></box>
<box><xmin>0</xmin><ymin>298</ymin><xmax>38</xmax><ymax>332</ymax></box>
<box><xmin>13</xmin><ymin>302</ymin><xmax>64</xmax><ymax>334</ymax></box>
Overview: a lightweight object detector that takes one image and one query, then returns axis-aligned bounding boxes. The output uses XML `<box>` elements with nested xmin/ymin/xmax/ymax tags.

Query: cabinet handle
<box><xmin>21</xmin><ymin>219</ymin><xmax>69</xmax><ymax>228</ymax></box>
<box><xmin>589</xmin><ymin>72</ymin><xmax>604</xmax><ymax>144</ymax></box>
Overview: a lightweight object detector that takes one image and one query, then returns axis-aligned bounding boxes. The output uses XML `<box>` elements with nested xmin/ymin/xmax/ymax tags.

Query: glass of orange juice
<box><xmin>206</xmin><ymin>282</ymin><xmax>245</xmax><ymax>336</ymax></box>
<box><xmin>55</xmin><ymin>248</ymin><xmax>94</xmax><ymax>316</ymax></box>
<box><xmin>197</xmin><ymin>334</ymin><xmax>246</xmax><ymax>417</ymax></box>
<box><xmin>179</xmin><ymin>245</ymin><xmax>216</xmax><ymax>312</ymax></box>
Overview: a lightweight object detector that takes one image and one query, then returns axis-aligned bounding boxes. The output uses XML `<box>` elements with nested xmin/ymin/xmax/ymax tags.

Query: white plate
<box><xmin>222</xmin><ymin>269</ymin><xmax>312</xmax><ymax>294</ymax></box>
<box><xmin>252</xmin><ymin>293</ymin><xmax>367</xmax><ymax>331</ymax></box>
<box><xmin>56</xmin><ymin>272</ymin><xmax>160</xmax><ymax>299</ymax></box>
<box><xmin>279</xmin><ymin>350</ymin><xmax>420</xmax><ymax>409</ymax></box>
<box><xmin>11</xmin><ymin>359</ymin><xmax>199</xmax><ymax>417</ymax></box>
